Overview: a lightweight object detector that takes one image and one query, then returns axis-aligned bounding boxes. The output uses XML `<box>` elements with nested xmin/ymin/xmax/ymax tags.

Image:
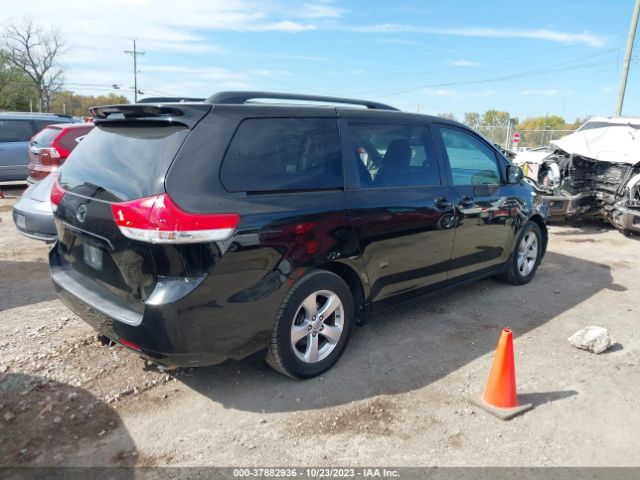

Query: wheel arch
<box><xmin>528</xmin><ymin>213</ymin><xmax>548</xmax><ymax>258</ymax></box>
<box><xmin>314</xmin><ymin>261</ymin><xmax>368</xmax><ymax>325</ymax></box>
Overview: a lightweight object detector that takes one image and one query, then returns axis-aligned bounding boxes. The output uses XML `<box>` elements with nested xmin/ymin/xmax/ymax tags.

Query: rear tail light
<box><xmin>111</xmin><ymin>193</ymin><xmax>240</xmax><ymax>244</ymax></box>
<box><xmin>119</xmin><ymin>338</ymin><xmax>142</xmax><ymax>351</ymax></box>
<box><xmin>51</xmin><ymin>134</ymin><xmax>71</xmax><ymax>159</ymax></box>
<box><xmin>50</xmin><ymin>174</ymin><xmax>66</xmax><ymax>211</ymax></box>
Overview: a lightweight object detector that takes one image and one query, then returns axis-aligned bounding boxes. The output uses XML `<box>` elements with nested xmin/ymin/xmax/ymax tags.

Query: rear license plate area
<box><xmin>15</xmin><ymin>214</ymin><xmax>26</xmax><ymax>229</ymax></box>
<box><xmin>83</xmin><ymin>243</ymin><xmax>103</xmax><ymax>271</ymax></box>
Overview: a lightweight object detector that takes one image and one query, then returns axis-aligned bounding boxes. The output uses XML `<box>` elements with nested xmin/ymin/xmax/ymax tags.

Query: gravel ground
<box><xmin>1</xmin><ymin>185</ymin><xmax>639</xmax><ymax>467</ymax></box>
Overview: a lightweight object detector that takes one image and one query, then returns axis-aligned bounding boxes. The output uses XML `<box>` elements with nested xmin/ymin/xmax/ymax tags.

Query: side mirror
<box><xmin>506</xmin><ymin>165</ymin><xmax>523</xmax><ymax>184</ymax></box>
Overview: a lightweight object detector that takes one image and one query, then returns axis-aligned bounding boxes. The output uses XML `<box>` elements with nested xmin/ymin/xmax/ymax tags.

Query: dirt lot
<box><xmin>1</xmin><ymin>185</ymin><xmax>639</xmax><ymax>467</ymax></box>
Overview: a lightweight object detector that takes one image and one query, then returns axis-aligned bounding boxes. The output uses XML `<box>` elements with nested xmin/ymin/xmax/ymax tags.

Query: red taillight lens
<box><xmin>111</xmin><ymin>193</ymin><xmax>240</xmax><ymax>244</ymax></box>
<box><xmin>51</xmin><ymin>134</ymin><xmax>70</xmax><ymax>159</ymax></box>
<box><xmin>119</xmin><ymin>338</ymin><xmax>141</xmax><ymax>351</ymax></box>
<box><xmin>50</xmin><ymin>175</ymin><xmax>66</xmax><ymax>210</ymax></box>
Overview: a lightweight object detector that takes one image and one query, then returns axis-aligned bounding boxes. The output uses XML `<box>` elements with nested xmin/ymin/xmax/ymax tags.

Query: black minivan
<box><xmin>49</xmin><ymin>92</ymin><xmax>548</xmax><ymax>378</ymax></box>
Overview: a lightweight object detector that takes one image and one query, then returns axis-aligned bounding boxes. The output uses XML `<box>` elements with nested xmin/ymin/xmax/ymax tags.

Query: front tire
<box><xmin>266</xmin><ymin>270</ymin><xmax>354</xmax><ymax>379</ymax></box>
<box><xmin>501</xmin><ymin>221</ymin><xmax>543</xmax><ymax>285</ymax></box>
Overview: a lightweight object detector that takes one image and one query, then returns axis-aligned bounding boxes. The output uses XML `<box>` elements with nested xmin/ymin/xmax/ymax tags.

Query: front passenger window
<box><xmin>348</xmin><ymin>123</ymin><xmax>440</xmax><ymax>188</ymax></box>
<box><xmin>438</xmin><ymin>127</ymin><xmax>501</xmax><ymax>185</ymax></box>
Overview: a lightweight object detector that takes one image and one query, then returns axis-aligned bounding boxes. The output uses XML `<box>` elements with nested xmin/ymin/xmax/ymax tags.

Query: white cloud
<box><xmin>423</xmin><ymin>88</ymin><xmax>459</xmax><ymax>98</ymax></box>
<box><xmin>378</xmin><ymin>38</ymin><xmax>421</xmax><ymax>46</ymax></box>
<box><xmin>521</xmin><ymin>89</ymin><xmax>560</xmax><ymax>96</ymax></box>
<box><xmin>261</xmin><ymin>20</ymin><xmax>316</xmax><ymax>32</ymax></box>
<box><xmin>297</xmin><ymin>3</ymin><xmax>346</xmax><ymax>18</ymax></box>
<box><xmin>349</xmin><ymin>24</ymin><xmax>607</xmax><ymax>48</ymax></box>
<box><xmin>447</xmin><ymin>59</ymin><xmax>481</xmax><ymax>67</ymax></box>
<box><xmin>470</xmin><ymin>89</ymin><xmax>497</xmax><ymax>96</ymax></box>
<box><xmin>0</xmin><ymin>1</ymin><xmax>329</xmax><ymax>100</ymax></box>
<box><xmin>262</xmin><ymin>53</ymin><xmax>326</xmax><ymax>61</ymax></box>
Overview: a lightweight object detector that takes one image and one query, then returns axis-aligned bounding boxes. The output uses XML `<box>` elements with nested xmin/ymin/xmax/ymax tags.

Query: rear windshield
<box><xmin>60</xmin><ymin>123</ymin><xmax>189</xmax><ymax>202</ymax></box>
<box><xmin>32</xmin><ymin>127</ymin><xmax>61</xmax><ymax>147</ymax></box>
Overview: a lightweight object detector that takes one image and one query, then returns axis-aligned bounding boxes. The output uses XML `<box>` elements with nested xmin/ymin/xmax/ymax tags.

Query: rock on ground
<box><xmin>568</xmin><ymin>326</ymin><xmax>612</xmax><ymax>354</ymax></box>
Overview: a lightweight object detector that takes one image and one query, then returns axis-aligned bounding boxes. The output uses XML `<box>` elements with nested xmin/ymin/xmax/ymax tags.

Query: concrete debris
<box><xmin>568</xmin><ymin>326</ymin><xmax>612</xmax><ymax>354</ymax></box>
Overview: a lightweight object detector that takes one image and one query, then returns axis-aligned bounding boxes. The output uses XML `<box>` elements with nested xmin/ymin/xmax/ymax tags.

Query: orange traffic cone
<box><xmin>473</xmin><ymin>329</ymin><xmax>532</xmax><ymax>420</ymax></box>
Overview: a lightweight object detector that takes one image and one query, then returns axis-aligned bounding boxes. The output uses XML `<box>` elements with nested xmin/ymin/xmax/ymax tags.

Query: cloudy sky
<box><xmin>2</xmin><ymin>0</ymin><xmax>638</xmax><ymax>120</ymax></box>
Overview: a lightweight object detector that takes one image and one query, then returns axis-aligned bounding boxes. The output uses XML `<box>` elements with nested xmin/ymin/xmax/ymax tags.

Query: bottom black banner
<box><xmin>1</xmin><ymin>467</ymin><xmax>639</xmax><ymax>480</ymax></box>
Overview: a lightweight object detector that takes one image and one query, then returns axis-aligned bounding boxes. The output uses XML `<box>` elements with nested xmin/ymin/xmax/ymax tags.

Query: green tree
<box><xmin>482</xmin><ymin>109</ymin><xmax>511</xmax><ymax>126</ymax></box>
<box><xmin>517</xmin><ymin>115</ymin><xmax>567</xmax><ymax>131</ymax></box>
<box><xmin>437</xmin><ymin>112</ymin><xmax>456</xmax><ymax>121</ymax></box>
<box><xmin>49</xmin><ymin>91</ymin><xmax>129</xmax><ymax>116</ymax></box>
<box><xmin>0</xmin><ymin>51</ymin><xmax>37</xmax><ymax>111</ymax></box>
<box><xmin>463</xmin><ymin>112</ymin><xmax>480</xmax><ymax>127</ymax></box>
<box><xmin>514</xmin><ymin>115</ymin><xmax>577</xmax><ymax>147</ymax></box>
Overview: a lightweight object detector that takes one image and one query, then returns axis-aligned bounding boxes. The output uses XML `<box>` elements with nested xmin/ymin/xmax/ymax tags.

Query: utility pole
<box><xmin>124</xmin><ymin>39</ymin><xmax>145</xmax><ymax>103</ymax></box>
<box><xmin>616</xmin><ymin>0</ymin><xmax>640</xmax><ymax>116</ymax></box>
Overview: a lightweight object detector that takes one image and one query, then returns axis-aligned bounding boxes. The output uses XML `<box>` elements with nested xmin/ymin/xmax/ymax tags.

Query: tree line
<box><xmin>1</xmin><ymin>18</ymin><xmax>128</xmax><ymax>115</ymax></box>
<box><xmin>437</xmin><ymin>110</ymin><xmax>588</xmax><ymax>148</ymax></box>
<box><xmin>438</xmin><ymin>109</ymin><xmax>586</xmax><ymax>131</ymax></box>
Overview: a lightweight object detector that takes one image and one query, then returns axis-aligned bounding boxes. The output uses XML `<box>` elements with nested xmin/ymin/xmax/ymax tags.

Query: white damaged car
<box><xmin>513</xmin><ymin>117</ymin><xmax>640</xmax><ymax>234</ymax></box>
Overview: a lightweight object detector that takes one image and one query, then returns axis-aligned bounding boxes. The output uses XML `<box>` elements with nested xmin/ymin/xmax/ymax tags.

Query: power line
<box><xmin>363</xmin><ymin>55</ymin><xmax>619</xmax><ymax>99</ymax></box>
<box><xmin>303</xmin><ymin>45</ymin><xmax>619</xmax><ymax>93</ymax></box>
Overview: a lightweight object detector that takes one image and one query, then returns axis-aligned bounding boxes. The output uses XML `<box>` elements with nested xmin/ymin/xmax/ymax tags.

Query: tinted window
<box><xmin>0</xmin><ymin>120</ymin><xmax>34</xmax><ymax>142</ymax></box>
<box><xmin>348</xmin><ymin>123</ymin><xmax>440</xmax><ymax>188</ymax></box>
<box><xmin>221</xmin><ymin>118</ymin><xmax>342</xmax><ymax>192</ymax></box>
<box><xmin>59</xmin><ymin>126</ymin><xmax>93</xmax><ymax>153</ymax></box>
<box><xmin>32</xmin><ymin>127</ymin><xmax>61</xmax><ymax>147</ymax></box>
<box><xmin>34</xmin><ymin>119</ymin><xmax>72</xmax><ymax>132</ymax></box>
<box><xmin>439</xmin><ymin>127</ymin><xmax>501</xmax><ymax>185</ymax></box>
<box><xmin>60</xmin><ymin>124</ymin><xmax>189</xmax><ymax>202</ymax></box>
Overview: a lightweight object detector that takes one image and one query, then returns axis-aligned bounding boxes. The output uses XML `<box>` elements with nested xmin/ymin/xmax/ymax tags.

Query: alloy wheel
<box><xmin>517</xmin><ymin>231</ymin><xmax>538</xmax><ymax>277</ymax></box>
<box><xmin>290</xmin><ymin>290</ymin><xmax>344</xmax><ymax>364</ymax></box>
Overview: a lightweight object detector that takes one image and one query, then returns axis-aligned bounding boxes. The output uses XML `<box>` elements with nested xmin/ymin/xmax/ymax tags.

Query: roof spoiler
<box><xmin>206</xmin><ymin>91</ymin><xmax>399</xmax><ymax>111</ymax></box>
<box><xmin>89</xmin><ymin>104</ymin><xmax>212</xmax><ymax>128</ymax></box>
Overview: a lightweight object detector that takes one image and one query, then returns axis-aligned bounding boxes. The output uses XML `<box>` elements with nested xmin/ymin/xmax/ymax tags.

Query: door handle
<box><xmin>434</xmin><ymin>197</ymin><xmax>450</xmax><ymax>209</ymax></box>
<box><xmin>458</xmin><ymin>196</ymin><xmax>475</xmax><ymax>208</ymax></box>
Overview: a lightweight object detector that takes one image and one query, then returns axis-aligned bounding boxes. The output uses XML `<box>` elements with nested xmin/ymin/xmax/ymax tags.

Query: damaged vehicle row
<box><xmin>514</xmin><ymin>117</ymin><xmax>640</xmax><ymax>234</ymax></box>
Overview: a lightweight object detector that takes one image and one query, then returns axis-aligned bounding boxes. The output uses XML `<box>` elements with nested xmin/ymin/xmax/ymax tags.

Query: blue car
<box><xmin>0</xmin><ymin>112</ymin><xmax>75</xmax><ymax>182</ymax></box>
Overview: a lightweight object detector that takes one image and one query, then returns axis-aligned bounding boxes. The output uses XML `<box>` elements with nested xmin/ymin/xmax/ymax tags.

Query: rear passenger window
<box><xmin>347</xmin><ymin>123</ymin><xmax>440</xmax><ymax>188</ymax></box>
<box><xmin>221</xmin><ymin>118</ymin><xmax>343</xmax><ymax>193</ymax></box>
<box><xmin>438</xmin><ymin>127</ymin><xmax>501</xmax><ymax>185</ymax></box>
<box><xmin>0</xmin><ymin>120</ymin><xmax>34</xmax><ymax>142</ymax></box>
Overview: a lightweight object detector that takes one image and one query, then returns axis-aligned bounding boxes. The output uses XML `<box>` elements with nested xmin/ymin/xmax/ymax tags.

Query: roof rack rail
<box><xmin>138</xmin><ymin>96</ymin><xmax>205</xmax><ymax>104</ymax></box>
<box><xmin>0</xmin><ymin>111</ymin><xmax>72</xmax><ymax>117</ymax></box>
<box><xmin>206</xmin><ymin>91</ymin><xmax>399</xmax><ymax>111</ymax></box>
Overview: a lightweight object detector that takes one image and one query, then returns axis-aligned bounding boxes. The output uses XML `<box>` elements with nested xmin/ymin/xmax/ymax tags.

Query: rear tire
<box><xmin>266</xmin><ymin>270</ymin><xmax>354</xmax><ymax>379</ymax></box>
<box><xmin>500</xmin><ymin>221</ymin><xmax>543</xmax><ymax>285</ymax></box>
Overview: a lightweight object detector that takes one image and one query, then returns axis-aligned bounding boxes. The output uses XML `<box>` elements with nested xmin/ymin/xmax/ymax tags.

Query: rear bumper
<box><xmin>49</xmin><ymin>247</ymin><xmax>277</xmax><ymax>368</ymax></box>
<box><xmin>12</xmin><ymin>198</ymin><xmax>57</xmax><ymax>242</ymax></box>
<box><xmin>0</xmin><ymin>164</ymin><xmax>28</xmax><ymax>182</ymax></box>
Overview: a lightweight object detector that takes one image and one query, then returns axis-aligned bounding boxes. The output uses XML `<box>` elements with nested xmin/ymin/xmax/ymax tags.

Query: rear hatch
<box><xmin>29</xmin><ymin>126</ymin><xmax>62</xmax><ymax>178</ymax></box>
<box><xmin>52</xmin><ymin>104</ymin><xmax>211</xmax><ymax>311</ymax></box>
<box><xmin>29</xmin><ymin>124</ymin><xmax>94</xmax><ymax>180</ymax></box>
